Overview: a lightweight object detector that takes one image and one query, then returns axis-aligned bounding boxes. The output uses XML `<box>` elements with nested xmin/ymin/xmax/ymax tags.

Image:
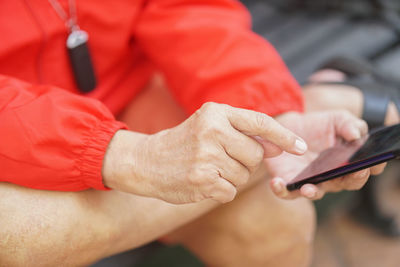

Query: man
<box><xmin>0</xmin><ymin>1</ymin><xmax>385</xmax><ymax>266</ymax></box>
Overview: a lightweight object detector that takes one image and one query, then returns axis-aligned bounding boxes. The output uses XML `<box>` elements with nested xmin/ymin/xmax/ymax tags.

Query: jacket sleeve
<box><xmin>0</xmin><ymin>75</ymin><xmax>127</xmax><ymax>191</ymax></box>
<box><xmin>135</xmin><ymin>0</ymin><xmax>304</xmax><ymax>116</ymax></box>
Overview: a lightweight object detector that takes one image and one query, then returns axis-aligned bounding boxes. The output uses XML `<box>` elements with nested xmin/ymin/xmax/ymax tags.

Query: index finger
<box><xmin>225</xmin><ymin>106</ymin><xmax>307</xmax><ymax>155</ymax></box>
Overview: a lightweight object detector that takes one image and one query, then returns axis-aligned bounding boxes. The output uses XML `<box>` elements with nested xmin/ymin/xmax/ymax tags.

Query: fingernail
<box><xmin>273</xmin><ymin>179</ymin><xmax>289</xmax><ymax>197</ymax></box>
<box><xmin>273</xmin><ymin>180</ymin><xmax>283</xmax><ymax>193</ymax></box>
<box><xmin>304</xmin><ymin>187</ymin><xmax>316</xmax><ymax>198</ymax></box>
<box><xmin>295</xmin><ymin>139</ymin><xmax>308</xmax><ymax>153</ymax></box>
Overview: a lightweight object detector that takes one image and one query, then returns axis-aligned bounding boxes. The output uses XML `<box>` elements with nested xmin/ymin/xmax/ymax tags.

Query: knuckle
<box><xmin>208</xmin><ymin>124</ymin><xmax>224</xmax><ymax>139</ymax></box>
<box><xmin>255</xmin><ymin>112</ymin><xmax>271</xmax><ymax>130</ymax></box>
<box><xmin>215</xmin><ymin>191</ymin><xmax>236</xmax><ymax>203</ymax></box>
<box><xmin>194</xmin><ymin>147</ymin><xmax>219</xmax><ymax>164</ymax></box>
<box><xmin>197</xmin><ymin>124</ymin><xmax>225</xmax><ymax>144</ymax></box>
<box><xmin>200</xmin><ymin>102</ymin><xmax>219</xmax><ymax>114</ymax></box>
<box><xmin>194</xmin><ymin>103</ymin><xmax>216</xmax><ymax>124</ymax></box>
<box><xmin>195</xmin><ymin>103</ymin><xmax>230</xmax><ymax>140</ymax></box>
<box><xmin>246</xmin><ymin>155</ymin><xmax>263</xmax><ymax>169</ymax></box>
<box><xmin>193</xmin><ymin>106</ymin><xmax>204</xmax><ymax>120</ymax></box>
<box><xmin>210</xmin><ymin>180</ymin><xmax>237</xmax><ymax>203</ymax></box>
<box><xmin>195</xmin><ymin>117</ymin><xmax>221</xmax><ymax>139</ymax></box>
<box><xmin>191</xmin><ymin>191</ymin><xmax>207</xmax><ymax>203</ymax></box>
<box><xmin>190</xmin><ymin>166</ymin><xmax>221</xmax><ymax>188</ymax></box>
<box><xmin>213</xmin><ymin>195</ymin><xmax>225</xmax><ymax>203</ymax></box>
<box><xmin>278</xmin><ymin>131</ymin><xmax>297</xmax><ymax>150</ymax></box>
<box><xmin>223</xmin><ymin>186</ymin><xmax>237</xmax><ymax>203</ymax></box>
<box><xmin>201</xmin><ymin>102</ymin><xmax>214</xmax><ymax>110</ymax></box>
<box><xmin>193</xmin><ymin>112</ymin><xmax>208</xmax><ymax>128</ymax></box>
<box><xmin>253</xmin><ymin>144</ymin><xmax>265</xmax><ymax>163</ymax></box>
<box><xmin>188</xmin><ymin>167</ymin><xmax>207</xmax><ymax>186</ymax></box>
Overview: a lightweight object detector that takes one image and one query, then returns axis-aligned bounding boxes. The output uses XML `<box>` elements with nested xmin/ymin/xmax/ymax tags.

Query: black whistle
<box><xmin>67</xmin><ymin>30</ymin><xmax>97</xmax><ymax>93</ymax></box>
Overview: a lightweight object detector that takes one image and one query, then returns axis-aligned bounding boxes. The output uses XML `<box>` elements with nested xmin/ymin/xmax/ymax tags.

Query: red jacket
<box><xmin>0</xmin><ymin>0</ymin><xmax>303</xmax><ymax>191</ymax></box>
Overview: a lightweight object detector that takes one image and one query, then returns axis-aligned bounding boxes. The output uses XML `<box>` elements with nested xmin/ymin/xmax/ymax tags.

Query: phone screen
<box><xmin>286</xmin><ymin>123</ymin><xmax>400</xmax><ymax>191</ymax></box>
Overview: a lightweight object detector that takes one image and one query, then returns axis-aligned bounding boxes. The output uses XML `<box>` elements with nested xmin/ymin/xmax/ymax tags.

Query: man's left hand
<box><xmin>263</xmin><ymin>111</ymin><xmax>386</xmax><ymax>200</ymax></box>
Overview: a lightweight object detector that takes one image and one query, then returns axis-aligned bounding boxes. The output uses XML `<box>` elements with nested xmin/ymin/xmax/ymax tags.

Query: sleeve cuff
<box><xmin>77</xmin><ymin>120</ymin><xmax>128</xmax><ymax>190</ymax></box>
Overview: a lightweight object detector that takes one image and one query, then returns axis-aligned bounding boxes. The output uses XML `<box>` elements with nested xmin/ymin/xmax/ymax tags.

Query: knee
<box><xmin>236</xmin><ymin>197</ymin><xmax>316</xmax><ymax>267</ymax></box>
<box><xmin>273</xmin><ymin>198</ymin><xmax>316</xmax><ymax>267</ymax></box>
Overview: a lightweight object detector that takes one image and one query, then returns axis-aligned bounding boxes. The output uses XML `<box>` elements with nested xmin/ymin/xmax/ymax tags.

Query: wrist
<box><xmin>102</xmin><ymin>130</ymin><xmax>148</xmax><ymax>191</ymax></box>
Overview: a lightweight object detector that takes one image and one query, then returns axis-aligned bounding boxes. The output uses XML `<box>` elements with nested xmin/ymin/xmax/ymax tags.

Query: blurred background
<box><xmin>92</xmin><ymin>0</ymin><xmax>400</xmax><ymax>266</ymax></box>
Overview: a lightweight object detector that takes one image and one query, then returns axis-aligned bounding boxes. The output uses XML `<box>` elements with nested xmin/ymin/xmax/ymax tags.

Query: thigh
<box><xmin>117</xmin><ymin>74</ymin><xmax>187</xmax><ymax>134</ymax></box>
<box><xmin>119</xmin><ymin>75</ymin><xmax>316</xmax><ymax>267</ymax></box>
<box><xmin>165</xmin><ymin>180</ymin><xmax>316</xmax><ymax>267</ymax></box>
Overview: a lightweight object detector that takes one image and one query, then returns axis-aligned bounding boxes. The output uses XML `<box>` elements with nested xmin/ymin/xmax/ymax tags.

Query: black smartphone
<box><xmin>286</xmin><ymin>123</ymin><xmax>400</xmax><ymax>191</ymax></box>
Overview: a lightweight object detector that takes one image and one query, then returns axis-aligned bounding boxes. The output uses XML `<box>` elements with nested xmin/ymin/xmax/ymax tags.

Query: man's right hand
<box><xmin>102</xmin><ymin>102</ymin><xmax>307</xmax><ymax>204</ymax></box>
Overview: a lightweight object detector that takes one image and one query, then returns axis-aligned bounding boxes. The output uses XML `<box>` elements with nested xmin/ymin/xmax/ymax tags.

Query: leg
<box><xmin>0</xmin><ymin>75</ymin><xmax>315</xmax><ymax>267</ymax></box>
<box><xmin>120</xmin><ymin>75</ymin><xmax>316</xmax><ymax>267</ymax></box>
<box><xmin>165</xmin><ymin>180</ymin><xmax>315</xmax><ymax>267</ymax></box>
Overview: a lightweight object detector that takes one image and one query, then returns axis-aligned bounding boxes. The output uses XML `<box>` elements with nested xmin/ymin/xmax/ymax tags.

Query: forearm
<box><xmin>0</xmin><ymin>161</ymin><xmax>270</xmax><ymax>266</ymax></box>
<box><xmin>0</xmin><ymin>183</ymin><xmax>218</xmax><ymax>266</ymax></box>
